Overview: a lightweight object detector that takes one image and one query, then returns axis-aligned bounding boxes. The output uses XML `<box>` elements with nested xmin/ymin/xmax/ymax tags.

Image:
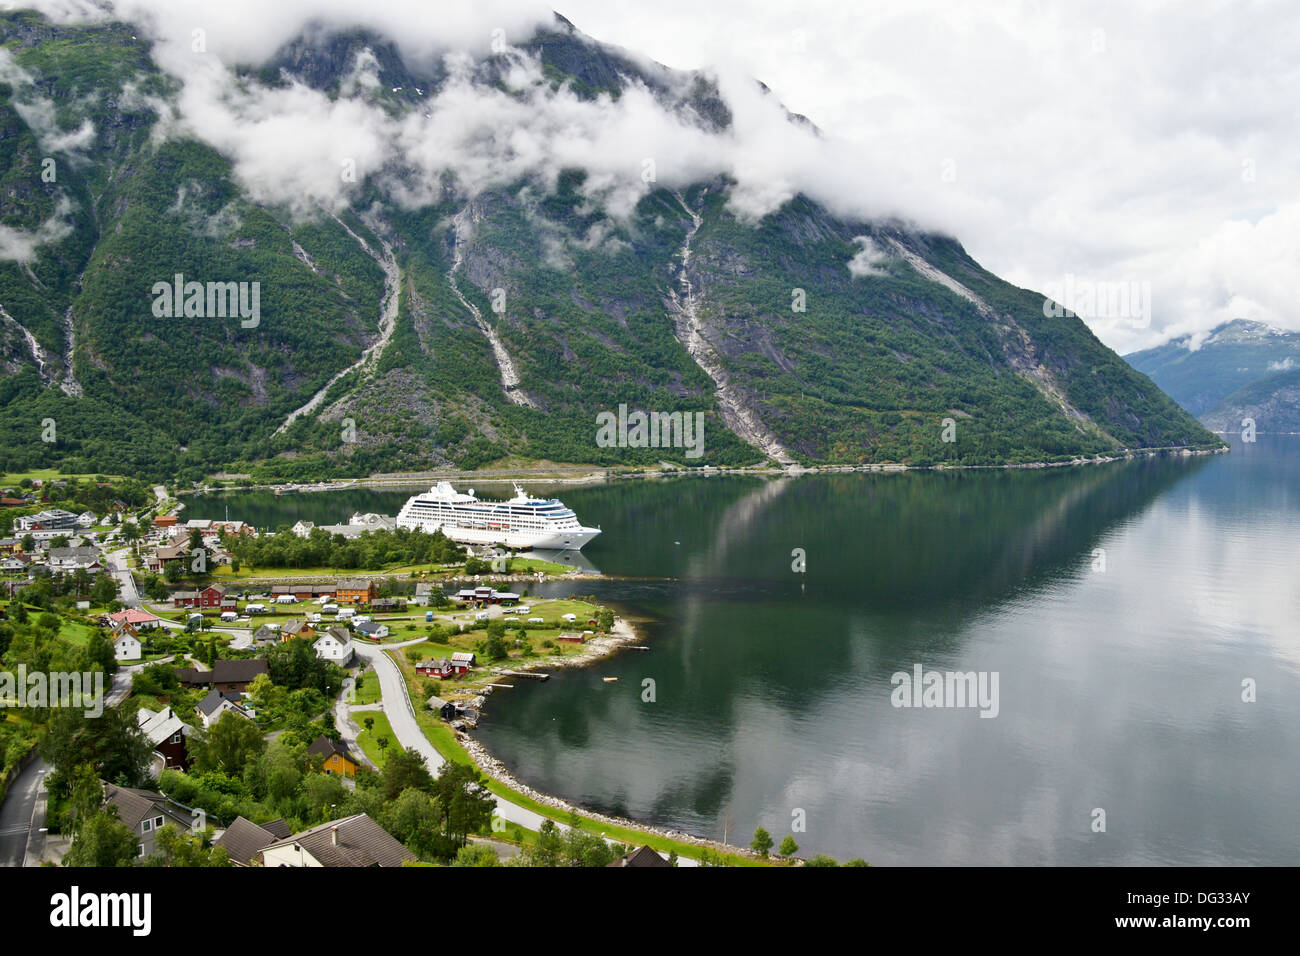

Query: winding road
<box><xmin>353</xmin><ymin>637</ymin><xmax>692</xmax><ymax>864</ymax></box>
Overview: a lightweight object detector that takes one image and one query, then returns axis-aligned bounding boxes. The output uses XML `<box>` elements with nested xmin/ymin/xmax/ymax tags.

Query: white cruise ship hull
<box><xmin>399</xmin><ymin>520</ymin><xmax>600</xmax><ymax>551</ymax></box>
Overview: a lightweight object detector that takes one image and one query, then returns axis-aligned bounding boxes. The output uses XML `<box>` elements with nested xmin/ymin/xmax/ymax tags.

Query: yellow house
<box><xmin>308</xmin><ymin>736</ymin><xmax>359</xmax><ymax>777</ymax></box>
<box><xmin>280</xmin><ymin>619</ymin><xmax>316</xmax><ymax>643</ymax></box>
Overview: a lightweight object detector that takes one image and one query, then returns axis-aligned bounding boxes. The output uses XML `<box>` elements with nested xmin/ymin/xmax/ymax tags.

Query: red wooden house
<box><xmin>172</xmin><ymin>584</ymin><xmax>229</xmax><ymax>608</ymax></box>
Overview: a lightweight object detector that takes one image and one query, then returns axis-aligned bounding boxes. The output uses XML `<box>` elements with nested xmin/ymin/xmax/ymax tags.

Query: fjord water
<box><xmin>476</xmin><ymin>437</ymin><xmax>1300</xmax><ymax>865</ymax></box>
<box><xmin>192</xmin><ymin>438</ymin><xmax>1300</xmax><ymax>864</ymax></box>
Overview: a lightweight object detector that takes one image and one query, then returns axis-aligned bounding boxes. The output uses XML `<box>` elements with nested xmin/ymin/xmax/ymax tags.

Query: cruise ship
<box><xmin>395</xmin><ymin>482</ymin><xmax>601</xmax><ymax>550</ymax></box>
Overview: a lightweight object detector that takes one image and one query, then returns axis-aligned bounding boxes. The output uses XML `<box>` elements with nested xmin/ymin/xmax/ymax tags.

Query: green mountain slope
<box><xmin>1125</xmin><ymin>319</ymin><xmax>1300</xmax><ymax>418</ymax></box>
<box><xmin>0</xmin><ymin>9</ymin><xmax>1221</xmax><ymax>482</ymax></box>
<box><xmin>1201</xmin><ymin>367</ymin><xmax>1300</xmax><ymax>433</ymax></box>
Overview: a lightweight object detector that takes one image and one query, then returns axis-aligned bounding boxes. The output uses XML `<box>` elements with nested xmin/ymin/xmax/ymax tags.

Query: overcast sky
<box><xmin>10</xmin><ymin>0</ymin><xmax>1297</xmax><ymax>353</ymax></box>
<box><xmin>554</xmin><ymin>0</ymin><xmax>1299</xmax><ymax>353</ymax></box>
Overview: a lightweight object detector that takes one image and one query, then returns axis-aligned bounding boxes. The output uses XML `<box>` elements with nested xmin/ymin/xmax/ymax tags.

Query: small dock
<box><xmin>497</xmin><ymin>670</ymin><xmax>550</xmax><ymax>681</ymax></box>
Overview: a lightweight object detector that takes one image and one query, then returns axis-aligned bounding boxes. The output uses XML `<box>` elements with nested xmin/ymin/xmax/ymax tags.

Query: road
<box><xmin>106</xmin><ymin>548</ymin><xmax>140</xmax><ymax>607</ymax></box>
<box><xmin>0</xmin><ymin>757</ymin><xmax>47</xmax><ymax>868</ymax></box>
<box><xmin>354</xmin><ymin>638</ymin><xmax>692</xmax><ymax>864</ymax></box>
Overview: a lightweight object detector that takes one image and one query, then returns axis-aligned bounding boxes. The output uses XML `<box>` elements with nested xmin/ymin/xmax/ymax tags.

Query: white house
<box><xmin>312</xmin><ymin>626</ymin><xmax>354</xmax><ymax>664</ymax></box>
<box><xmin>290</xmin><ymin>520</ymin><xmax>316</xmax><ymax>537</ymax></box>
<box><xmin>196</xmin><ymin>689</ymin><xmax>254</xmax><ymax>729</ymax></box>
<box><xmin>76</xmin><ymin>511</ymin><xmax>98</xmax><ymax>528</ymax></box>
<box><xmin>114</xmin><ymin>631</ymin><xmax>142</xmax><ymax>661</ymax></box>
<box><xmin>47</xmin><ymin>546</ymin><xmax>102</xmax><ymax>572</ymax></box>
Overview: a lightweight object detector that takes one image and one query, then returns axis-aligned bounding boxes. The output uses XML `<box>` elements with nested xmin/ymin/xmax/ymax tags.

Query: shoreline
<box><xmin>187</xmin><ymin>443</ymin><xmax>1229</xmax><ymax>496</ymax></box>
<box><xmin>457</xmin><ymin>614</ymin><xmax>761</xmax><ymax>862</ymax></box>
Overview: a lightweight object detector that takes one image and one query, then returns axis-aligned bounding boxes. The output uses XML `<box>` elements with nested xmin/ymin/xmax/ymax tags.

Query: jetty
<box><xmin>497</xmin><ymin>669</ymin><xmax>550</xmax><ymax>681</ymax></box>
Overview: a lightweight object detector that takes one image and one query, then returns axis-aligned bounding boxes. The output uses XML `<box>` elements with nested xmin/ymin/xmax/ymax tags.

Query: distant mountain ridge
<box><xmin>0</xmin><ymin>8</ymin><xmax>1221</xmax><ymax>482</ymax></box>
<box><xmin>1126</xmin><ymin>319</ymin><xmax>1300</xmax><ymax>432</ymax></box>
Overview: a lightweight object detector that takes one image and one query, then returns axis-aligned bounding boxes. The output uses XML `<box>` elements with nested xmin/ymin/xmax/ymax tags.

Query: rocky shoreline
<box><xmin>191</xmin><ymin>443</ymin><xmax>1228</xmax><ymax>496</ymax></box>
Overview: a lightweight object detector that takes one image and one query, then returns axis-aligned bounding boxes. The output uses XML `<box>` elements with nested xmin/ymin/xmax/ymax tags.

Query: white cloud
<box><xmin>0</xmin><ymin>196</ymin><xmax>75</xmax><ymax>263</ymax></box>
<box><xmin>847</xmin><ymin>236</ymin><xmax>890</xmax><ymax>277</ymax></box>
<box><xmin>9</xmin><ymin>0</ymin><xmax>1298</xmax><ymax>354</ymax></box>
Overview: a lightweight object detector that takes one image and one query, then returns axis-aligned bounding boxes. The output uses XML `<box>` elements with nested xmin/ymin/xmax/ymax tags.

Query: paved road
<box><xmin>106</xmin><ymin>548</ymin><xmax>140</xmax><ymax>608</ymax></box>
<box><xmin>0</xmin><ymin>758</ymin><xmax>47</xmax><ymax>868</ymax></box>
<box><xmin>354</xmin><ymin>638</ymin><xmax>691</xmax><ymax>865</ymax></box>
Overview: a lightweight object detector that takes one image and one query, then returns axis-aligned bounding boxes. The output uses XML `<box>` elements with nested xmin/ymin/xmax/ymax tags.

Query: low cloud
<box><xmin>847</xmin><ymin>236</ymin><xmax>890</xmax><ymax>277</ymax></box>
<box><xmin>0</xmin><ymin>197</ymin><xmax>75</xmax><ymax>263</ymax></box>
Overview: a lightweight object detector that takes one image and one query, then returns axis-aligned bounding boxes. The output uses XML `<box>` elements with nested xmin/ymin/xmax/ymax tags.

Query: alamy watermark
<box><xmin>595</xmin><ymin>404</ymin><xmax>704</xmax><ymax>459</ymax></box>
<box><xmin>1041</xmin><ymin>274</ymin><xmax>1151</xmax><ymax>329</ymax></box>
<box><xmin>151</xmin><ymin>273</ymin><xmax>260</xmax><ymax>328</ymax></box>
<box><xmin>891</xmin><ymin>664</ymin><xmax>999</xmax><ymax>718</ymax></box>
<box><xmin>0</xmin><ymin>666</ymin><xmax>105</xmax><ymax>717</ymax></box>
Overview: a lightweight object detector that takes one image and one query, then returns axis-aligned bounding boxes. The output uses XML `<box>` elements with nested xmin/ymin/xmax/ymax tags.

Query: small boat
<box><xmin>602</xmin><ymin>676</ymin><xmax>618</xmax><ymax>682</ymax></box>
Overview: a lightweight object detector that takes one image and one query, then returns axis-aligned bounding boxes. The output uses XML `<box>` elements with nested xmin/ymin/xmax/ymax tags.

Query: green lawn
<box><xmin>354</xmin><ymin>710</ymin><xmax>398</xmax><ymax>768</ymax></box>
<box><xmin>0</xmin><ymin>469</ymin><xmax>126</xmax><ymax>486</ymax></box>
<box><xmin>350</xmin><ymin>669</ymin><xmax>383</xmax><ymax>706</ymax></box>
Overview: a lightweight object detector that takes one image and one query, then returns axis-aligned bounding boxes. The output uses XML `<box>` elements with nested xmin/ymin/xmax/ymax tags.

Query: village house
<box><xmin>152</xmin><ymin>514</ymin><xmax>178</xmax><ymax>529</ymax></box>
<box><xmin>335</xmin><ymin>578</ymin><xmax>378</xmax><ymax>605</ymax></box>
<box><xmin>108</xmin><ymin>607</ymin><xmax>162</xmax><ymax>630</ymax></box>
<box><xmin>209</xmin><ymin>658</ymin><xmax>269</xmax><ymax>693</ymax></box>
<box><xmin>146</xmin><ymin>539</ymin><xmax>189</xmax><ymax>572</ymax></box>
<box><xmin>415</xmin><ymin>658</ymin><xmax>453</xmax><ymax>679</ymax></box>
<box><xmin>312</xmin><ymin>625</ymin><xmax>353</xmax><ymax>664</ymax></box>
<box><xmin>258</xmin><ymin>813</ymin><xmax>414</xmax><ymax>868</ymax></box>
<box><xmin>369</xmin><ymin>597</ymin><xmax>406</xmax><ymax>613</ymax></box>
<box><xmin>136</xmin><ymin>706</ymin><xmax>191</xmax><ymax>771</ymax></box>
<box><xmin>427</xmin><ymin>695</ymin><xmax>457</xmax><ymax>721</ymax></box>
<box><xmin>607</xmin><ymin>845</ymin><xmax>673</xmax><ymax>868</ymax></box>
<box><xmin>290</xmin><ymin>520</ymin><xmax>315</xmax><ymax>537</ymax></box>
<box><xmin>76</xmin><ymin>511</ymin><xmax>98</xmax><ymax>528</ymax></box>
<box><xmin>0</xmin><ymin>537</ymin><xmax>21</xmax><ymax>554</ymax></box>
<box><xmin>213</xmin><ymin>816</ymin><xmax>291</xmax><ymax>866</ymax></box>
<box><xmin>251</xmin><ymin>624</ymin><xmax>282</xmax><ymax>648</ymax></box>
<box><xmin>102</xmin><ymin>783</ymin><xmax>196</xmax><ymax>858</ymax></box>
<box><xmin>196</xmin><ymin>689</ymin><xmax>255</xmax><ymax>729</ymax></box>
<box><xmin>114</xmin><ymin>630</ymin><xmax>142</xmax><ymax>662</ymax></box>
<box><xmin>0</xmin><ymin>553</ymin><xmax>31</xmax><ymax>573</ymax></box>
<box><xmin>454</xmin><ymin>587</ymin><xmax>519</xmax><ymax>606</ymax></box>
<box><xmin>281</xmin><ymin>619</ymin><xmax>315</xmax><ymax>641</ymax></box>
<box><xmin>355</xmin><ymin>620</ymin><xmax>389</xmax><ymax>641</ymax></box>
<box><xmin>47</xmin><ymin>546</ymin><xmax>103</xmax><ymax>572</ymax></box>
<box><xmin>449</xmin><ymin>651</ymin><xmax>476</xmax><ymax>676</ymax></box>
<box><xmin>308</xmin><ymin>736</ymin><xmax>360</xmax><ymax>777</ymax></box>
<box><xmin>171</xmin><ymin>584</ymin><xmax>228</xmax><ymax>609</ymax></box>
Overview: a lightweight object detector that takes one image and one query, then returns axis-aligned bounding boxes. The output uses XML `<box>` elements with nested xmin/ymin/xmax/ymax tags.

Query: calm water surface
<box><xmin>192</xmin><ymin>438</ymin><xmax>1300</xmax><ymax>865</ymax></box>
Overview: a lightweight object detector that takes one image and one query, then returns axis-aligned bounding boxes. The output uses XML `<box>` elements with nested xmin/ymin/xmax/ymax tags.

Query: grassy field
<box><xmin>350</xmin><ymin>668</ymin><xmax>383</xmax><ymax>706</ymax></box>
<box><xmin>0</xmin><ymin>469</ymin><xmax>126</xmax><ymax>486</ymax></box>
<box><xmin>211</xmin><ymin>563</ymin><xmax>465</xmax><ymax>581</ymax></box>
<box><xmin>354</xmin><ymin>710</ymin><xmax>398</xmax><ymax>768</ymax></box>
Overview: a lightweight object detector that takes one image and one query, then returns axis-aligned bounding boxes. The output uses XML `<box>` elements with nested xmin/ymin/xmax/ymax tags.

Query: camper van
<box><xmin>322</xmin><ymin>604</ymin><xmax>339</xmax><ymax>615</ymax></box>
<box><xmin>338</xmin><ymin>607</ymin><xmax>356</xmax><ymax>620</ymax></box>
<box><xmin>561</xmin><ymin>613</ymin><xmax>578</xmax><ymax>623</ymax></box>
<box><xmin>528</xmin><ymin>617</ymin><xmax>544</xmax><ymax>624</ymax></box>
<box><xmin>475</xmin><ymin>611</ymin><xmax>490</xmax><ymax>622</ymax></box>
<box><xmin>220</xmin><ymin>611</ymin><xmax>238</xmax><ymax>623</ymax></box>
<box><xmin>245</xmin><ymin>603</ymin><xmax>267</xmax><ymax>615</ymax></box>
<box><xmin>275</xmin><ymin>595</ymin><xmax>297</xmax><ymax>605</ymax></box>
<box><xmin>515</xmin><ymin>606</ymin><xmax>531</xmax><ymax>615</ymax></box>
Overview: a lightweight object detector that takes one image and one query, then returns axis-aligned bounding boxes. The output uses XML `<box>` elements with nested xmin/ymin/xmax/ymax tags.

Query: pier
<box><xmin>497</xmin><ymin>670</ymin><xmax>550</xmax><ymax>681</ymax></box>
